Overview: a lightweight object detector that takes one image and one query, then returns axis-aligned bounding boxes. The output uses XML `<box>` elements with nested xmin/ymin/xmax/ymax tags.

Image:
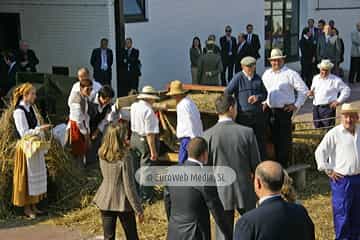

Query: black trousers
<box><xmin>95</xmin><ymin>70</ymin><xmax>112</xmax><ymax>85</ymax></box>
<box><xmin>313</xmin><ymin>105</ymin><xmax>336</xmax><ymax>129</ymax></box>
<box><xmin>269</xmin><ymin>109</ymin><xmax>293</xmax><ymax>168</ymax></box>
<box><xmin>349</xmin><ymin>57</ymin><xmax>360</xmax><ymax>83</ymax></box>
<box><xmin>221</xmin><ymin>57</ymin><xmax>234</xmax><ymax>86</ymax></box>
<box><xmin>236</xmin><ymin>111</ymin><xmax>267</xmax><ymax>161</ymax></box>
<box><xmin>101</xmin><ymin>210</ymin><xmax>139</xmax><ymax>240</ymax></box>
<box><xmin>301</xmin><ymin>58</ymin><xmax>315</xmax><ymax>87</ymax></box>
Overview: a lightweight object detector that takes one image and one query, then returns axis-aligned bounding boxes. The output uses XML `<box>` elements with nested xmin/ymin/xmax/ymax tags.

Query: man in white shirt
<box><xmin>130</xmin><ymin>85</ymin><xmax>160</xmax><ymax>202</ymax></box>
<box><xmin>262</xmin><ymin>48</ymin><xmax>308</xmax><ymax>167</ymax></box>
<box><xmin>166</xmin><ymin>80</ymin><xmax>203</xmax><ymax>164</ymax></box>
<box><xmin>308</xmin><ymin>59</ymin><xmax>350</xmax><ymax>128</ymax></box>
<box><xmin>315</xmin><ymin>103</ymin><xmax>360</xmax><ymax>239</ymax></box>
<box><xmin>68</xmin><ymin>67</ymin><xmax>102</xmax><ymax>106</ymax></box>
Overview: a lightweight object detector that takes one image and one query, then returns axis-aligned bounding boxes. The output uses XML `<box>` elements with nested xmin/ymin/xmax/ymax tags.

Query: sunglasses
<box><xmin>226</xmin><ymin>30</ymin><xmax>232</xmax><ymax>33</ymax></box>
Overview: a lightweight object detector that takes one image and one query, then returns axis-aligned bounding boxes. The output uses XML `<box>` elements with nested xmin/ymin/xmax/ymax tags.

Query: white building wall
<box><xmin>126</xmin><ymin>0</ymin><xmax>265</xmax><ymax>89</ymax></box>
<box><xmin>0</xmin><ymin>0</ymin><xmax>117</xmax><ymax>85</ymax></box>
<box><xmin>305</xmin><ymin>0</ymin><xmax>360</xmax><ymax>72</ymax></box>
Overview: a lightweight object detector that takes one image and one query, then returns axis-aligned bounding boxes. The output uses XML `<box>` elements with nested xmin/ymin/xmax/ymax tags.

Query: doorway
<box><xmin>0</xmin><ymin>13</ymin><xmax>21</xmax><ymax>52</ymax></box>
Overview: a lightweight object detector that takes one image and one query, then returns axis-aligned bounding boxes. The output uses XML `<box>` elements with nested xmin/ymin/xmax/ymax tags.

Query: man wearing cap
<box><xmin>315</xmin><ymin>103</ymin><xmax>360</xmax><ymax>239</ymax></box>
<box><xmin>262</xmin><ymin>48</ymin><xmax>308</xmax><ymax>167</ymax></box>
<box><xmin>225</xmin><ymin>56</ymin><xmax>267</xmax><ymax>160</ymax></box>
<box><xmin>167</xmin><ymin>80</ymin><xmax>203</xmax><ymax>164</ymax></box>
<box><xmin>130</xmin><ymin>86</ymin><xmax>160</xmax><ymax>202</ymax></box>
<box><xmin>198</xmin><ymin>40</ymin><xmax>223</xmax><ymax>86</ymax></box>
<box><xmin>220</xmin><ymin>25</ymin><xmax>237</xmax><ymax>86</ymax></box>
<box><xmin>308</xmin><ymin>59</ymin><xmax>350</xmax><ymax>129</ymax></box>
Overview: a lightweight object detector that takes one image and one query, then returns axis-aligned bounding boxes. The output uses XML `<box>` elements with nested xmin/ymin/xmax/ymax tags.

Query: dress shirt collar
<box><xmin>270</xmin><ymin>65</ymin><xmax>287</xmax><ymax>74</ymax></box>
<box><xmin>339</xmin><ymin>124</ymin><xmax>359</xmax><ymax>135</ymax></box>
<box><xmin>218</xmin><ymin>116</ymin><xmax>233</xmax><ymax>123</ymax></box>
<box><xmin>258</xmin><ymin>194</ymin><xmax>281</xmax><ymax>205</ymax></box>
<box><xmin>139</xmin><ymin>100</ymin><xmax>152</xmax><ymax>108</ymax></box>
<box><xmin>18</xmin><ymin>100</ymin><xmax>31</xmax><ymax>112</ymax></box>
<box><xmin>242</xmin><ymin>71</ymin><xmax>254</xmax><ymax>81</ymax></box>
<box><xmin>187</xmin><ymin>158</ymin><xmax>203</xmax><ymax>167</ymax></box>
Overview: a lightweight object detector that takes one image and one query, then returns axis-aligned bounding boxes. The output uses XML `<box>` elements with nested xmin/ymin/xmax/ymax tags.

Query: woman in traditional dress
<box><xmin>93</xmin><ymin>122</ymin><xmax>144</xmax><ymax>240</ymax></box>
<box><xmin>67</xmin><ymin>78</ymin><xmax>92</xmax><ymax>166</ymax></box>
<box><xmin>12</xmin><ymin>83</ymin><xmax>51</xmax><ymax>218</ymax></box>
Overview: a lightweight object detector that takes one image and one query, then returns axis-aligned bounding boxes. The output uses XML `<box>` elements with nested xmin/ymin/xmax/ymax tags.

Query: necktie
<box><xmin>247</xmin><ymin>34</ymin><xmax>252</xmax><ymax>43</ymax></box>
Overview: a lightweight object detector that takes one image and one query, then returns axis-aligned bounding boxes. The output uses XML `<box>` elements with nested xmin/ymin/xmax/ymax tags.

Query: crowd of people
<box><xmin>2</xmin><ymin>19</ymin><xmax>360</xmax><ymax>240</ymax></box>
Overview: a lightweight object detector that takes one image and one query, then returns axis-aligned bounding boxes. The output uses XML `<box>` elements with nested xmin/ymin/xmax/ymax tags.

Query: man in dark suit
<box><xmin>234</xmin><ymin>161</ymin><xmax>315</xmax><ymax>240</ymax></box>
<box><xmin>299</xmin><ymin>27</ymin><xmax>316</xmax><ymax>87</ymax></box>
<box><xmin>3</xmin><ymin>52</ymin><xmax>18</xmax><ymax>93</ymax></box>
<box><xmin>167</xmin><ymin>137</ymin><xmax>232</xmax><ymax>240</ymax></box>
<box><xmin>204</xmin><ymin>94</ymin><xmax>261</xmax><ymax>240</ymax></box>
<box><xmin>220</xmin><ymin>25</ymin><xmax>237</xmax><ymax>86</ymax></box>
<box><xmin>90</xmin><ymin>38</ymin><xmax>113</xmax><ymax>85</ymax></box>
<box><xmin>245</xmin><ymin>24</ymin><xmax>261</xmax><ymax>60</ymax></box>
<box><xmin>234</xmin><ymin>33</ymin><xmax>252</xmax><ymax>73</ymax></box>
<box><xmin>122</xmin><ymin>37</ymin><xmax>141</xmax><ymax>94</ymax></box>
<box><xmin>15</xmin><ymin>40</ymin><xmax>39</xmax><ymax>72</ymax></box>
<box><xmin>305</xmin><ymin>18</ymin><xmax>320</xmax><ymax>46</ymax></box>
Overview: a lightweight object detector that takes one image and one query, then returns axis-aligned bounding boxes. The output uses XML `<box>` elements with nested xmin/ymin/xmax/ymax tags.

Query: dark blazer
<box><xmin>245</xmin><ymin>34</ymin><xmax>261</xmax><ymax>59</ymax></box>
<box><xmin>234</xmin><ymin>42</ymin><xmax>252</xmax><ymax>73</ymax></box>
<box><xmin>220</xmin><ymin>36</ymin><xmax>237</xmax><ymax>62</ymax></box>
<box><xmin>234</xmin><ymin>196</ymin><xmax>315</xmax><ymax>240</ymax></box>
<box><xmin>123</xmin><ymin>48</ymin><xmax>141</xmax><ymax>77</ymax></box>
<box><xmin>167</xmin><ymin>160</ymin><xmax>232</xmax><ymax>240</ymax></box>
<box><xmin>90</xmin><ymin>48</ymin><xmax>113</xmax><ymax>78</ymax></box>
<box><xmin>15</xmin><ymin>49</ymin><xmax>39</xmax><ymax>72</ymax></box>
<box><xmin>299</xmin><ymin>36</ymin><xmax>316</xmax><ymax>62</ymax></box>
<box><xmin>204</xmin><ymin>121</ymin><xmax>260</xmax><ymax>211</ymax></box>
<box><xmin>6</xmin><ymin>62</ymin><xmax>19</xmax><ymax>92</ymax></box>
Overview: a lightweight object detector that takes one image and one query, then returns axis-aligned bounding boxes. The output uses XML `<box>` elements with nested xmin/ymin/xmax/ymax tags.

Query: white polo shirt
<box><xmin>130</xmin><ymin>100</ymin><xmax>159</xmax><ymax>136</ymax></box>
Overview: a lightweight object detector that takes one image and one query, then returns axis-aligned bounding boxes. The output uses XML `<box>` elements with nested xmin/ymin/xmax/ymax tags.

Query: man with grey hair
<box><xmin>349</xmin><ymin>22</ymin><xmax>360</xmax><ymax>83</ymax></box>
<box><xmin>234</xmin><ymin>161</ymin><xmax>315</xmax><ymax>240</ymax></box>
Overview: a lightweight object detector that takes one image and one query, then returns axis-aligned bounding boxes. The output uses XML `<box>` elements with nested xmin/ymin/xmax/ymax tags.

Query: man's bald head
<box><xmin>255</xmin><ymin>161</ymin><xmax>284</xmax><ymax>193</ymax></box>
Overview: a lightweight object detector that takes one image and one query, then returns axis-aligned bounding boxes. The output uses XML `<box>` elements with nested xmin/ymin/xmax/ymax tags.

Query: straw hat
<box><xmin>137</xmin><ymin>86</ymin><xmax>160</xmax><ymax>100</ymax></box>
<box><xmin>341</xmin><ymin>103</ymin><xmax>359</xmax><ymax>114</ymax></box>
<box><xmin>241</xmin><ymin>56</ymin><xmax>257</xmax><ymax>66</ymax></box>
<box><xmin>317</xmin><ymin>59</ymin><xmax>334</xmax><ymax>70</ymax></box>
<box><xmin>166</xmin><ymin>80</ymin><xmax>188</xmax><ymax>96</ymax></box>
<box><xmin>268</xmin><ymin>48</ymin><xmax>286</xmax><ymax>60</ymax></box>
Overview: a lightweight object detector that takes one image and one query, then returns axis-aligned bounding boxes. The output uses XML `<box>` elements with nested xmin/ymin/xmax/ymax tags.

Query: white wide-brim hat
<box><xmin>268</xmin><ymin>48</ymin><xmax>286</xmax><ymax>60</ymax></box>
<box><xmin>317</xmin><ymin>59</ymin><xmax>334</xmax><ymax>70</ymax></box>
<box><xmin>341</xmin><ymin>103</ymin><xmax>359</xmax><ymax>114</ymax></box>
<box><xmin>137</xmin><ymin>85</ymin><xmax>160</xmax><ymax>100</ymax></box>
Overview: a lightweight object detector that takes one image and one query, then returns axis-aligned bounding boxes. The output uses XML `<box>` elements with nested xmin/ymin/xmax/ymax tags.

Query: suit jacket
<box><xmin>93</xmin><ymin>152</ymin><xmax>143</xmax><ymax>213</ymax></box>
<box><xmin>90</xmin><ymin>48</ymin><xmax>113</xmax><ymax>78</ymax></box>
<box><xmin>122</xmin><ymin>48</ymin><xmax>141</xmax><ymax>77</ymax></box>
<box><xmin>167</xmin><ymin>160</ymin><xmax>232</xmax><ymax>240</ymax></box>
<box><xmin>6</xmin><ymin>62</ymin><xmax>19</xmax><ymax>92</ymax></box>
<box><xmin>15</xmin><ymin>49</ymin><xmax>39</xmax><ymax>72</ymax></box>
<box><xmin>234</xmin><ymin>42</ymin><xmax>252</xmax><ymax>73</ymax></box>
<box><xmin>245</xmin><ymin>34</ymin><xmax>261</xmax><ymax>59</ymax></box>
<box><xmin>197</xmin><ymin>51</ymin><xmax>223</xmax><ymax>86</ymax></box>
<box><xmin>316</xmin><ymin>35</ymin><xmax>341</xmax><ymax>64</ymax></box>
<box><xmin>204</xmin><ymin>121</ymin><xmax>260</xmax><ymax>211</ymax></box>
<box><xmin>234</xmin><ymin>196</ymin><xmax>315</xmax><ymax>240</ymax></box>
<box><xmin>351</xmin><ymin>31</ymin><xmax>360</xmax><ymax>57</ymax></box>
<box><xmin>220</xmin><ymin>36</ymin><xmax>237</xmax><ymax>62</ymax></box>
<box><xmin>300</xmin><ymin>36</ymin><xmax>316</xmax><ymax>62</ymax></box>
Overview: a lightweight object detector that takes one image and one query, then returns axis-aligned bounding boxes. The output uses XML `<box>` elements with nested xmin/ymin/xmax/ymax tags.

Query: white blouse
<box><xmin>13</xmin><ymin>100</ymin><xmax>40</xmax><ymax>137</ymax></box>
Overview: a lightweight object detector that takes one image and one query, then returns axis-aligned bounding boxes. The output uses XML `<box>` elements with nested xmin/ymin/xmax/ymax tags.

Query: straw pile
<box><xmin>0</xmin><ymin>105</ymin><xmax>94</xmax><ymax>219</ymax></box>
